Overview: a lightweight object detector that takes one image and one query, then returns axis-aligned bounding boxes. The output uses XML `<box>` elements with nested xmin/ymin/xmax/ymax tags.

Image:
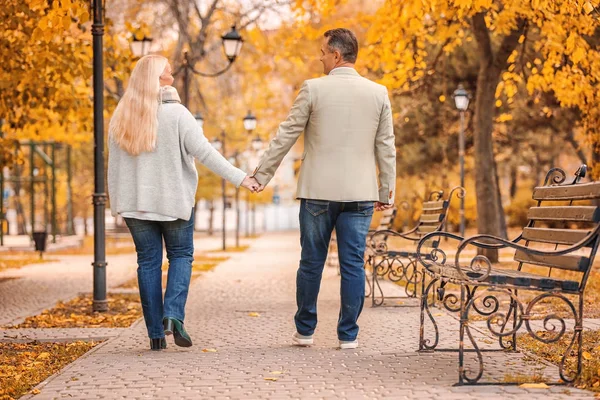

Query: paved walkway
<box><xmin>19</xmin><ymin>233</ymin><xmax>592</xmax><ymax>399</ymax></box>
<box><xmin>0</xmin><ymin>233</ymin><xmax>251</xmax><ymax>327</ymax></box>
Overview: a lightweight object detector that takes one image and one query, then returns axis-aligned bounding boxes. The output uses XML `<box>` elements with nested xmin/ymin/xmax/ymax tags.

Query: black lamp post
<box><xmin>242</xmin><ymin>111</ymin><xmax>257</xmax><ymax>238</ymax></box>
<box><xmin>91</xmin><ymin>0</ymin><xmax>107</xmax><ymax>312</ymax></box>
<box><xmin>229</xmin><ymin>152</ymin><xmax>241</xmax><ymax>248</ymax></box>
<box><xmin>181</xmin><ymin>25</ymin><xmax>243</xmax><ymax>107</ymax></box>
<box><xmin>211</xmin><ymin>132</ymin><xmax>227</xmax><ymax>251</ymax></box>
<box><xmin>249</xmin><ymin>132</ymin><xmax>262</xmax><ymax>237</ymax></box>
<box><xmin>453</xmin><ymin>84</ymin><xmax>470</xmax><ymax>237</ymax></box>
<box><xmin>130</xmin><ymin>35</ymin><xmax>153</xmax><ymax>58</ymax></box>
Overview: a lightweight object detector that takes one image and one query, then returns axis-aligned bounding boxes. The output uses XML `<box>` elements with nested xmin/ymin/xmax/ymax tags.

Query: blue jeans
<box><xmin>124</xmin><ymin>211</ymin><xmax>194</xmax><ymax>339</ymax></box>
<box><xmin>296</xmin><ymin>199</ymin><xmax>374</xmax><ymax>341</ymax></box>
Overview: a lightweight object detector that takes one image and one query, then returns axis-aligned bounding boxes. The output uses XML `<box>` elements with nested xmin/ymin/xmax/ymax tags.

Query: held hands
<box><xmin>241</xmin><ymin>176</ymin><xmax>265</xmax><ymax>193</ymax></box>
<box><xmin>375</xmin><ymin>202</ymin><xmax>394</xmax><ymax>212</ymax></box>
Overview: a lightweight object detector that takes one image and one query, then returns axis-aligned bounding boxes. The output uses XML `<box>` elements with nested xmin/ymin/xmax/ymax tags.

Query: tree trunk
<box><xmin>208</xmin><ymin>200</ymin><xmax>214</xmax><ymax>236</ymax></box>
<box><xmin>509</xmin><ymin>162</ymin><xmax>518</xmax><ymax>199</ymax></box>
<box><xmin>473</xmin><ymin>68</ymin><xmax>504</xmax><ymax>262</ymax></box>
<box><xmin>471</xmin><ymin>13</ymin><xmax>524</xmax><ymax>263</ymax></box>
<box><xmin>494</xmin><ymin>159</ymin><xmax>508</xmax><ymax>239</ymax></box>
<box><xmin>83</xmin><ymin>207</ymin><xmax>88</xmax><ymax>237</ymax></box>
<box><xmin>12</xmin><ymin>162</ymin><xmax>27</xmax><ymax>235</ymax></box>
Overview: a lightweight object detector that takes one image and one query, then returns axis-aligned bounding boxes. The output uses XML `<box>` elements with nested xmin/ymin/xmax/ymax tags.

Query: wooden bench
<box><xmin>415</xmin><ymin>165</ymin><xmax>598</xmax><ymax>385</ymax></box>
<box><xmin>366</xmin><ymin>187</ymin><xmax>464</xmax><ymax>307</ymax></box>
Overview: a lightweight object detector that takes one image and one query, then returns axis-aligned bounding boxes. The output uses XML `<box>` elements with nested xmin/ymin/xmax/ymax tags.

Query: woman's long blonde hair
<box><xmin>109</xmin><ymin>55</ymin><xmax>168</xmax><ymax>156</ymax></box>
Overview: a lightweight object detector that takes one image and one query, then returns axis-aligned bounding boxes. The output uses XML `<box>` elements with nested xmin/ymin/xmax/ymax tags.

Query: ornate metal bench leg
<box><xmin>371</xmin><ymin>256</ymin><xmax>387</xmax><ymax>307</ymax></box>
<box><xmin>419</xmin><ymin>277</ymin><xmax>440</xmax><ymax>351</ymax></box>
<box><xmin>371</xmin><ymin>256</ymin><xmax>379</xmax><ymax>307</ymax></box>
<box><xmin>404</xmin><ymin>258</ymin><xmax>419</xmax><ymax>298</ymax></box>
<box><xmin>556</xmin><ymin>294</ymin><xmax>584</xmax><ymax>383</ymax></box>
<box><xmin>459</xmin><ymin>284</ymin><xmax>485</xmax><ymax>384</ymax></box>
<box><xmin>458</xmin><ymin>284</ymin><xmax>466</xmax><ymax>385</ymax></box>
<box><xmin>522</xmin><ymin>291</ymin><xmax>581</xmax><ymax>383</ymax></box>
<box><xmin>364</xmin><ymin>256</ymin><xmax>372</xmax><ymax>298</ymax></box>
<box><xmin>498</xmin><ymin>289</ymin><xmax>517</xmax><ymax>351</ymax></box>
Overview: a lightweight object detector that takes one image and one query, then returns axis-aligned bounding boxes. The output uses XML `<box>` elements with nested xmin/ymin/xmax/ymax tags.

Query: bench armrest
<box><xmin>366</xmin><ymin>228</ymin><xmax>421</xmax><ymax>255</ymax></box>
<box><xmin>415</xmin><ymin>231</ymin><xmax>465</xmax><ymax>271</ymax></box>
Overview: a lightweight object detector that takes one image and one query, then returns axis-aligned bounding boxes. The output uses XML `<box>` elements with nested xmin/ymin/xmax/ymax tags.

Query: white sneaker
<box><xmin>339</xmin><ymin>340</ymin><xmax>358</xmax><ymax>349</ymax></box>
<box><xmin>292</xmin><ymin>332</ymin><xmax>313</xmax><ymax>346</ymax></box>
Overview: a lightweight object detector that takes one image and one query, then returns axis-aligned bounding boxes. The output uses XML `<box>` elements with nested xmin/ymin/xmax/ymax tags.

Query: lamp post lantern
<box><xmin>453</xmin><ymin>84</ymin><xmax>470</xmax><ymax>237</ymax></box>
<box><xmin>180</xmin><ymin>26</ymin><xmax>243</xmax><ymax>108</ymax></box>
<box><xmin>130</xmin><ymin>36</ymin><xmax>152</xmax><ymax>58</ymax></box>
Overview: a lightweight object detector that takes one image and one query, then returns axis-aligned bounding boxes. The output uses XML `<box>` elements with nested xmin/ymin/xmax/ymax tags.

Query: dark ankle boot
<box><xmin>150</xmin><ymin>337</ymin><xmax>167</xmax><ymax>351</ymax></box>
<box><xmin>163</xmin><ymin>317</ymin><xmax>192</xmax><ymax>347</ymax></box>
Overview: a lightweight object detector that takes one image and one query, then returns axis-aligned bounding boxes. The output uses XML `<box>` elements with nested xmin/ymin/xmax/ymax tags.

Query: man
<box><xmin>250</xmin><ymin>28</ymin><xmax>396</xmax><ymax>349</ymax></box>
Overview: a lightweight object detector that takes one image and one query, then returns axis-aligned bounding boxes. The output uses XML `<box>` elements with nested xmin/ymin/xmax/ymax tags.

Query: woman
<box><xmin>108</xmin><ymin>55</ymin><xmax>258</xmax><ymax>351</ymax></box>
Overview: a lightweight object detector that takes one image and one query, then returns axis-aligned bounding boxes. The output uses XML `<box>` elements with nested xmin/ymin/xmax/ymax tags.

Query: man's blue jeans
<box><xmin>124</xmin><ymin>211</ymin><xmax>194</xmax><ymax>339</ymax></box>
<box><xmin>296</xmin><ymin>199</ymin><xmax>374</xmax><ymax>341</ymax></box>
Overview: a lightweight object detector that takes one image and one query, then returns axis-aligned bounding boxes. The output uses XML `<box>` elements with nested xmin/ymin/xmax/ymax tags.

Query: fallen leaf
<box><xmin>31</xmin><ymin>389</ymin><xmax>41</xmax><ymax>395</ymax></box>
<box><xmin>36</xmin><ymin>352</ymin><xmax>50</xmax><ymax>359</ymax></box>
<box><xmin>264</xmin><ymin>377</ymin><xmax>278</xmax><ymax>381</ymax></box>
<box><xmin>519</xmin><ymin>383</ymin><xmax>549</xmax><ymax>389</ymax></box>
<box><xmin>583</xmin><ymin>351</ymin><xmax>592</xmax><ymax>360</ymax></box>
<box><xmin>202</xmin><ymin>348</ymin><xmax>217</xmax><ymax>353</ymax></box>
<box><xmin>270</xmin><ymin>371</ymin><xmax>285</xmax><ymax>375</ymax></box>
<box><xmin>248</xmin><ymin>312</ymin><xmax>261</xmax><ymax>317</ymax></box>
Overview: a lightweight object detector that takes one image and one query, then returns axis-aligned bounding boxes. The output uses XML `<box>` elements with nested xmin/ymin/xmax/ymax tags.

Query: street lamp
<box><xmin>130</xmin><ymin>35</ymin><xmax>153</xmax><ymax>58</ymax></box>
<box><xmin>91</xmin><ymin>0</ymin><xmax>107</xmax><ymax>312</ymax></box>
<box><xmin>211</xmin><ymin>132</ymin><xmax>226</xmax><ymax>250</ymax></box>
<box><xmin>180</xmin><ymin>25</ymin><xmax>244</xmax><ymax>107</ymax></box>
<box><xmin>243</xmin><ymin>110</ymin><xmax>257</xmax><ymax>132</ymax></box>
<box><xmin>453</xmin><ymin>84</ymin><xmax>470</xmax><ymax>237</ymax></box>
<box><xmin>221</xmin><ymin>25</ymin><xmax>244</xmax><ymax>62</ymax></box>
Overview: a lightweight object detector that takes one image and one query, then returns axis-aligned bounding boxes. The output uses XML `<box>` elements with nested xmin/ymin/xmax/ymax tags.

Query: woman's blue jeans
<box><xmin>124</xmin><ymin>211</ymin><xmax>194</xmax><ymax>339</ymax></box>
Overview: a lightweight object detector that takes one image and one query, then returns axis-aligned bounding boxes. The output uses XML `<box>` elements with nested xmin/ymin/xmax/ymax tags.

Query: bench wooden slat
<box><xmin>417</xmin><ymin>225</ymin><xmax>439</xmax><ymax>234</ymax></box>
<box><xmin>422</xmin><ymin>200</ymin><xmax>447</xmax><ymax>211</ymax></box>
<box><xmin>522</xmin><ymin>227</ymin><xmax>592</xmax><ymax>245</ymax></box>
<box><xmin>527</xmin><ymin>206</ymin><xmax>600</xmax><ymax>222</ymax></box>
<box><xmin>533</xmin><ymin>182</ymin><xmax>600</xmax><ymax>201</ymax></box>
<box><xmin>420</xmin><ymin>213</ymin><xmax>444</xmax><ymax>223</ymax></box>
<box><xmin>379</xmin><ymin>216</ymin><xmax>393</xmax><ymax>225</ymax></box>
<box><xmin>514</xmin><ymin>249</ymin><xmax>590</xmax><ymax>272</ymax></box>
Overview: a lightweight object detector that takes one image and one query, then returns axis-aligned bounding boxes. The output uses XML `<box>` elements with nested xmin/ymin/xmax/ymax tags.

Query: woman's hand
<box><xmin>241</xmin><ymin>176</ymin><xmax>262</xmax><ymax>193</ymax></box>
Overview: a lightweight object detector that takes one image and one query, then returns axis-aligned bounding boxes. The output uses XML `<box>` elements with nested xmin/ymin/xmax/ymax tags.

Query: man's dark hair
<box><xmin>324</xmin><ymin>28</ymin><xmax>358</xmax><ymax>63</ymax></box>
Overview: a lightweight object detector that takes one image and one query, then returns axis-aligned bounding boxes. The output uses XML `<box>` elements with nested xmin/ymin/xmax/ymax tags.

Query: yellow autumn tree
<box><xmin>0</xmin><ymin>0</ymin><xmax>92</xmax><ymax>153</ymax></box>
<box><xmin>363</xmin><ymin>0</ymin><xmax>600</xmax><ymax>261</ymax></box>
<box><xmin>0</xmin><ymin>0</ymin><xmax>137</xmax><ymax>233</ymax></box>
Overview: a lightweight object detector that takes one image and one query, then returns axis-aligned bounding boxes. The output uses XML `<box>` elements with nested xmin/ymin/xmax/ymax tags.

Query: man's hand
<box><xmin>375</xmin><ymin>202</ymin><xmax>394</xmax><ymax>212</ymax></box>
<box><xmin>241</xmin><ymin>176</ymin><xmax>262</xmax><ymax>193</ymax></box>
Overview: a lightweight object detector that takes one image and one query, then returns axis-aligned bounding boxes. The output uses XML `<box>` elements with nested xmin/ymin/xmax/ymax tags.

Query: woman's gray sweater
<box><xmin>108</xmin><ymin>100</ymin><xmax>246</xmax><ymax>221</ymax></box>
